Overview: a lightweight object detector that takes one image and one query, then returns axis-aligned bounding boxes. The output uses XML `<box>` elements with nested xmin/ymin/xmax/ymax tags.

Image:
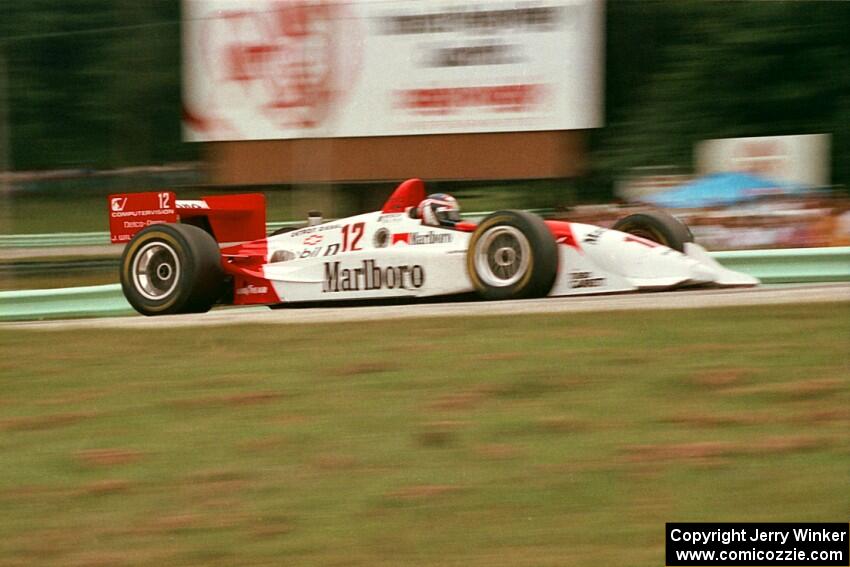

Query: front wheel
<box><xmin>120</xmin><ymin>223</ymin><xmax>225</xmax><ymax>316</ymax></box>
<box><xmin>466</xmin><ymin>210</ymin><xmax>558</xmax><ymax>300</ymax></box>
<box><xmin>611</xmin><ymin>210</ymin><xmax>694</xmax><ymax>252</ymax></box>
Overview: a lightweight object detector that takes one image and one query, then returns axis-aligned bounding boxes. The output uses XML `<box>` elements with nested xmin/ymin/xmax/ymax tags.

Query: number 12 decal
<box><xmin>341</xmin><ymin>222</ymin><xmax>364</xmax><ymax>251</ymax></box>
<box><xmin>158</xmin><ymin>192</ymin><xmax>171</xmax><ymax>209</ymax></box>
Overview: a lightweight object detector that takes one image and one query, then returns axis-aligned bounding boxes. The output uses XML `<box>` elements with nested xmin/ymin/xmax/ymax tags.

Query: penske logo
<box><xmin>323</xmin><ymin>260</ymin><xmax>425</xmax><ymax>292</ymax></box>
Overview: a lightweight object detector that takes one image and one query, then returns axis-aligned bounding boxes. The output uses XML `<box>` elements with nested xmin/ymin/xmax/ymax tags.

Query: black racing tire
<box><xmin>611</xmin><ymin>210</ymin><xmax>694</xmax><ymax>252</ymax></box>
<box><xmin>466</xmin><ymin>210</ymin><xmax>558</xmax><ymax>300</ymax></box>
<box><xmin>120</xmin><ymin>223</ymin><xmax>225</xmax><ymax>316</ymax></box>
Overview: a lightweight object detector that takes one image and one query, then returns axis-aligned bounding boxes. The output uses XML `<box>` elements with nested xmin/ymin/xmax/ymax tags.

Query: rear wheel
<box><xmin>120</xmin><ymin>223</ymin><xmax>225</xmax><ymax>316</ymax></box>
<box><xmin>467</xmin><ymin>210</ymin><xmax>557</xmax><ymax>300</ymax></box>
<box><xmin>612</xmin><ymin>211</ymin><xmax>693</xmax><ymax>252</ymax></box>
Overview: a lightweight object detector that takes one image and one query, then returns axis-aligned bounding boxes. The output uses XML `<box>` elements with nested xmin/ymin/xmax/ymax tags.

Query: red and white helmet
<box><xmin>418</xmin><ymin>193</ymin><xmax>460</xmax><ymax>227</ymax></box>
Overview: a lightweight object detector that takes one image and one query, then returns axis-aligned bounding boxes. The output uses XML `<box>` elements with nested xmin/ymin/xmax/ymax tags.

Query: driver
<box><xmin>418</xmin><ymin>193</ymin><xmax>461</xmax><ymax>228</ymax></box>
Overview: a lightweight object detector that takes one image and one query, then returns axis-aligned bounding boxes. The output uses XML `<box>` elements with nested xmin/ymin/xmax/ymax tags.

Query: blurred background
<box><xmin>1</xmin><ymin>0</ymin><xmax>849</xmax><ymax>277</ymax></box>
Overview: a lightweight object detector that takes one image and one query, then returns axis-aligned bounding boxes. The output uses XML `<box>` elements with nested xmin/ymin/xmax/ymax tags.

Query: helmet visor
<box><xmin>436</xmin><ymin>208</ymin><xmax>461</xmax><ymax>223</ymax></box>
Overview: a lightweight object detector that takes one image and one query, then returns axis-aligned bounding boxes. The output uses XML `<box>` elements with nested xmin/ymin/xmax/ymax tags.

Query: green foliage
<box><xmin>593</xmin><ymin>1</ymin><xmax>850</xmax><ymax>192</ymax></box>
<box><xmin>2</xmin><ymin>0</ymin><xmax>195</xmax><ymax>169</ymax></box>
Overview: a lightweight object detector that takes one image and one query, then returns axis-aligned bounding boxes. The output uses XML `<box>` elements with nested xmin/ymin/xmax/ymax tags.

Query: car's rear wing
<box><xmin>108</xmin><ymin>191</ymin><xmax>266</xmax><ymax>244</ymax></box>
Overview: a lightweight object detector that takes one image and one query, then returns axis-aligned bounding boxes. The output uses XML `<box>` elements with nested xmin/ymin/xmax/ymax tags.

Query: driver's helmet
<box><xmin>419</xmin><ymin>193</ymin><xmax>460</xmax><ymax>227</ymax></box>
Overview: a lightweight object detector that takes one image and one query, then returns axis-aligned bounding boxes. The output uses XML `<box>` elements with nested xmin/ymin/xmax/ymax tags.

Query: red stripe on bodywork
<box><xmin>544</xmin><ymin>220</ymin><xmax>580</xmax><ymax>250</ymax></box>
<box><xmin>623</xmin><ymin>234</ymin><xmax>659</xmax><ymax>248</ymax></box>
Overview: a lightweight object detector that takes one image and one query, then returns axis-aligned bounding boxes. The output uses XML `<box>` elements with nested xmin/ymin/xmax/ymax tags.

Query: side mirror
<box><xmin>407</xmin><ymin>206</ymin><xmax>420</xmax><ymax>219</ymax></box>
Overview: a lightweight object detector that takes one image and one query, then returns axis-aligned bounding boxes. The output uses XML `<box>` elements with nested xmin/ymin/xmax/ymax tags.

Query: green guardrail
<box><xmin>712</xmin><ymin>246</ymin><xmax>850</xmax><ymax>284</ymax></box>
<box><xmin>0</xmin><ymin>210</ymin><xmax>554</xmax><ymax>249</ymax></box>
<box><xmin>1</xmin><ymin>246</ymin><xmax>848</xmax><ymax>322</ymax></box>
<box><xmin>0</xmin><ymin>284</ymin><xmax>133</xmax><ymax>321</ymax></box>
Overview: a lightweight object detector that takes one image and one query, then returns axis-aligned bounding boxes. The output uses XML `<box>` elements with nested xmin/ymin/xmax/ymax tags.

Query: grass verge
<box><xmin>0</xmin><ymin>303</ymin><xmax>847</xmax><ymax>566</ymax></box>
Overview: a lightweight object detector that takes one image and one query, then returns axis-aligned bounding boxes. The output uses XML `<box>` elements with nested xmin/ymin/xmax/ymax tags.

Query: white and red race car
<box><xmin>108</xmin><ymin>178</ymin><xmax>757</xmax><ymax>316</ymax></box>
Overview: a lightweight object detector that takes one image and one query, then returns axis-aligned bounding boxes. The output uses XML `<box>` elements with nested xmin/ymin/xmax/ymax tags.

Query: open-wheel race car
<box><xmin>108</xmin><ymin>178</ymin><xmax>758</xmax><ymax>316</ymax></box>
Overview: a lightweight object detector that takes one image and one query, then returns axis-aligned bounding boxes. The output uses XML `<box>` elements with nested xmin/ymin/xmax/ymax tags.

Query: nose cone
<box><xmin>689</xmin><ymin>263</ymin><xmax>718</xmax><ymax>284</ymax></box>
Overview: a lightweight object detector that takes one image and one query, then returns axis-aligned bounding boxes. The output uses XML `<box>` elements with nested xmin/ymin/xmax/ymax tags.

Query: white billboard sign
<box><xmin>696</xmin><ymin>134</ymin><xmax>831</xmax><ymax>187</ymax></box>
<box><xmin>182</xmin><ymin>0</ymin><xmax>603</xmax><ymax>141</ymax></box>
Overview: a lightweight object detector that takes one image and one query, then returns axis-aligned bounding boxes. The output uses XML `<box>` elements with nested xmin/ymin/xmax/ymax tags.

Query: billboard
<box><xmin>695</xmin><ymin>134</ymin><xmax>831</xmax><ymax>188</ymax></box>
<box><xmin>182</xmin><ymin>0</ymin><xmax>603</xmax><ymax>142</ymax></box>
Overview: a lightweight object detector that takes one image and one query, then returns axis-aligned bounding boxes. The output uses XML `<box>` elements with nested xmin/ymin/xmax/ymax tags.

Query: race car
<box><xmin>108</xmin><ymin>178</ymin><xmax>758</xmax><ymax>316</ymax></box>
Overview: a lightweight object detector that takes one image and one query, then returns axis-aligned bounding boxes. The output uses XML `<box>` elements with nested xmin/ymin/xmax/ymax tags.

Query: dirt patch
<box><xmin>78</xmin><ymin>479</ymin><xmax>134</xmax><ymax>496</ymax></box>
<box><xmin>661</xmin><ymin>412</ymin><xmax>770</xmax><ymax>427</ymax></box>
<box><xmin>1</xmin><ymin>411</ymin><xmax>98</xmax><ymax>431</ymax></box>
<box><xmin>429</xmin><ymin>391</ymin><xmax>488</xmax><ymax>411</ymax></box>
<box><xmin>625</xmin><ymin>441</ymin><xmax>735</xmax><ymax>466</ymax></box>
<box><xmin>660</xmin><ymin>343</ymin><xmax>740</xmax><ymax>355</ymax></box>
<box><xmin>171</xmin><ymin>391</ymin><xmax>284</xmax><ymax>408</ymax></box>
<box><xmin>723</xmin><ymin>378</ymin><xmax>844</xmax><ymax>399</ymax></box>
<box><xmin>624</xmin><ymin>435</ymin><xmax>833</xmax><ymax>467</ymax></box>
<box><xmin>690</xmin><ymin>368</ymin><xmax>752</xmax><ymax>388</ymax></box>
<box><xmin>177</xmin><ymin>470</ymin><xmax>252</xmax><ymax>503</ymax></box>
<box><xmin>127</xmin><ymin>511</ymin><xmax>247</xmax><ymax>537</ymax></box>
<box><xmin>312</xmin><ymin>454</ymin><xmax>360</xmax><ymax>471</ymax></box>
<box><xmin>76</xmin><ymin>448</ymin><xmax>144</xmax><ymax>467</ymax></box>
<box><xmin>249</xmin><ymin>515</ymin><xmax>295</xmax><ymax>539</ymax></box>
<box><xmin>35</xmin><ymin>389</ymin><xmax>106</xmax><ymax>406</ymax></box>
<box><xmin>415</xmin><ymin>420</ymin><xmax>465</xmax><ymax>447</ymax></box>
<box><xmin>792</xmin><ymin>408</ymin><xmax>850</xmax><ymax>424</ymax></box>
<box><xmin>269</xmin><ymin>414</ymin><xmax>310</xmax><ymax>426</ymax></box>
<box><xmin>474</xmin><ymin>443</ymin><xmax>523</xmax><ymax>460</ymax></box>
<box><xmin>184</xmin><ymin>469</ymin><xmax>246</xmax><ymax>484</ymax></box>
<box><xmin>472</xmin><ymin>351</ymin><xmax>525</xmax><ymax>362</ymax></box>
<box><xmin>739</xmin><ymin>435</ymin><xmax>831</xmax><ymax>455</ymax></box>
<box><xmin>2</xmin><ymin>484</ymin><xmax>76</xmax><ymax>501</ymax></box>
<box><xmin>152</xmin><ymin>513</ymin><xmax>203</xmax><ymax>531</ymax></box>
<box><xmin>387</xmin><ymin>484</ymin><xmax>462</xmax><ymax>500</ymax></box>
<box><xmin>328</xmin><ymin>361</ymin><xmax>398</xmax><ymax>377</ymax></box>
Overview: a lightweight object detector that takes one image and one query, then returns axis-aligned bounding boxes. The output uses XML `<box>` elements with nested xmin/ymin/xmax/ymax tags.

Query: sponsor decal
<box><xmin>111</xmin><ymin>197</ymin><xmax>128</xmax><ymax>212</ymax></box>
<box><xmin>582</xmin><ymin>228</ymin><xmax>605</xmax><ymax>244</ymax></box>
<box><xmin>323</xmin><ymin>243</ymin><xmax>341</xmax><ymax>257</ymax></box>
<box><xmin>299</xmin><ymin>247</ymin><xmax>322</xmax><ymax>259</ymax></box>
<box><xmin>392</xmin><ymin>231</ymin><xmax>453</xmax><ymax>245</ymax></box>
<box><xmin>373</xmin><ymin>228</ymin><xmax>390</xmax><ymax>248</ymax></box>
<box><xmin>323</xmin><ymin>260</ymin><xmax>425</xmax><ymax>292</ymax></box>
<box><xmin>303</xmin><ymin>234</ymin><xmax>324</xmax><ymax>246</ymax></box>
<box><xmin>236</xmin><ymin>284</ymin><xmax>269</xmax><ymax>296</ymax></box>
<box><xmin>570</xmin><ymin>271</ymin><xmax>605</xmax><ymax>289</ymax></box>
<box><xmin>378</xmin><ymin>213</ymin><xmax>404</xmax><ymax>223</ymax></box>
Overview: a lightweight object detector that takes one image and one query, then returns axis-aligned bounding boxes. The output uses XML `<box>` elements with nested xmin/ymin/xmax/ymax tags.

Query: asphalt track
<box><xmin>3</xmin><ymin>283</ymin><xmax>848</xmax><ymax>331</ymax></box>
